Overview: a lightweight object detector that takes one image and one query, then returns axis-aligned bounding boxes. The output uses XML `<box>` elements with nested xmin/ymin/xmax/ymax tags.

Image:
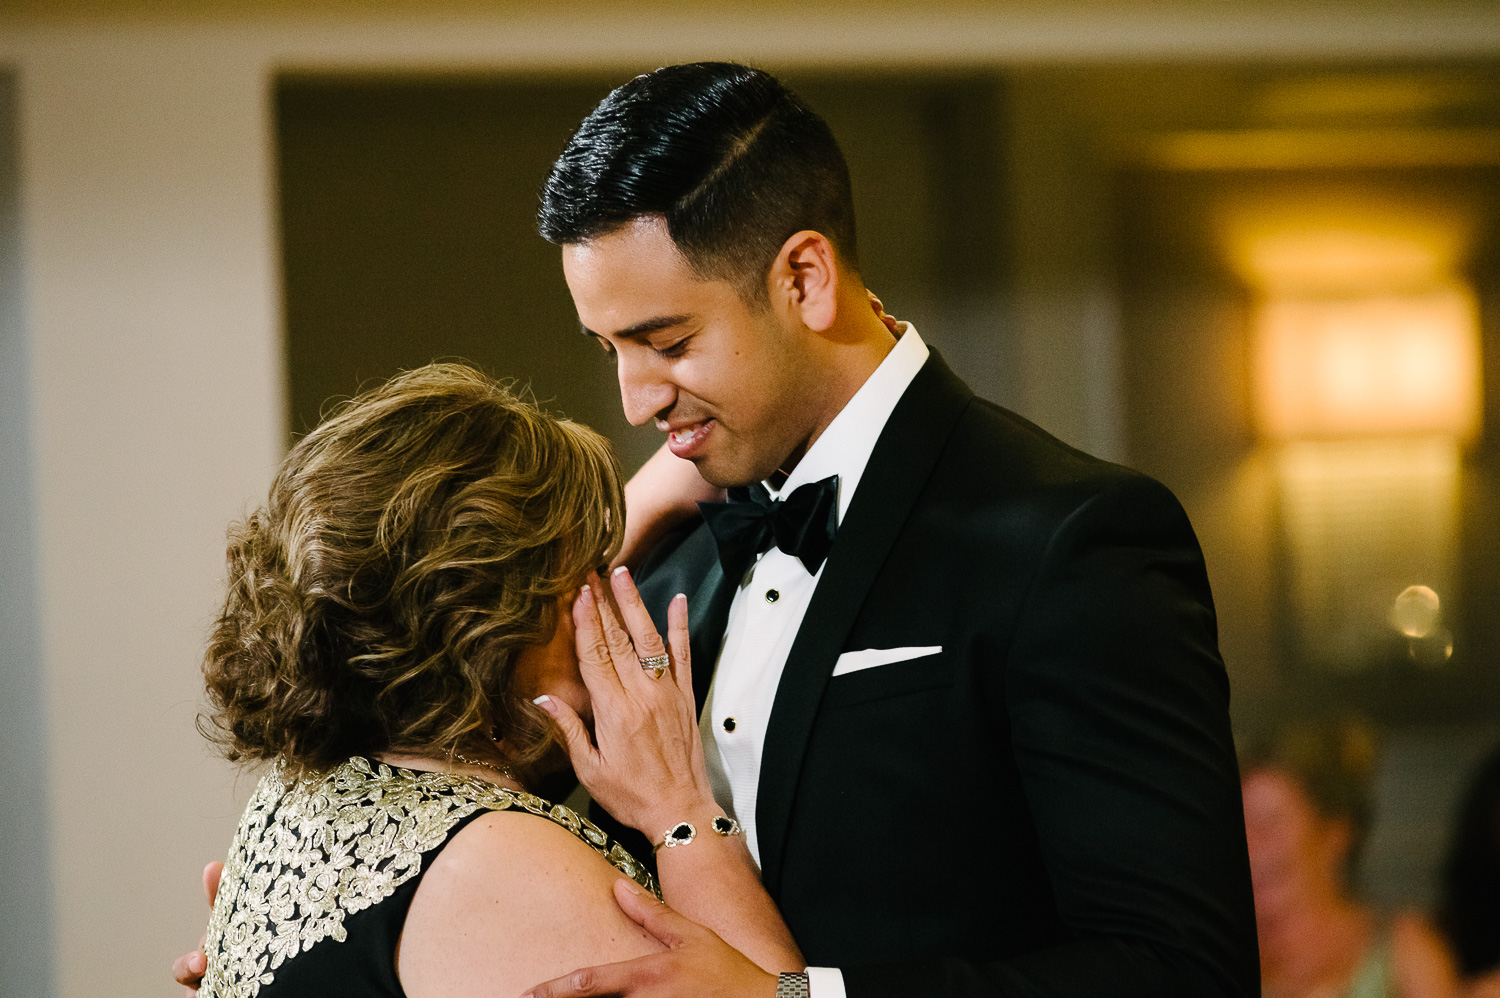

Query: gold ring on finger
<box><xmin>639</xmin><ymin>653</ymin><xmax>670</xmax><ymax>679</ymax></box>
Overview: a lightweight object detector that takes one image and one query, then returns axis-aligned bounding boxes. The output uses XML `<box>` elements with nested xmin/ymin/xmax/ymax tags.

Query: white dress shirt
<box><xmin>697</xmin><ymin>325</ymin><xmax>930</xmax><ymax>998</ymax></box>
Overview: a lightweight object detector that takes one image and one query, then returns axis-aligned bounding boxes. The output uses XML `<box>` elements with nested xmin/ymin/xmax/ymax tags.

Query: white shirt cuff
<box><xmin>805</xmin><ymin>967</ymin><xmax>847</xmax><ymax>998</ymax></box>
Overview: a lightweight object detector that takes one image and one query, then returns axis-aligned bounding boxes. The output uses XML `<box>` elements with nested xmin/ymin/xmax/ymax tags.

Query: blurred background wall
<box><xmin>3</xmin><ymin>2</ymin><xmax>1500</xmax><ymax>995</ymax></box>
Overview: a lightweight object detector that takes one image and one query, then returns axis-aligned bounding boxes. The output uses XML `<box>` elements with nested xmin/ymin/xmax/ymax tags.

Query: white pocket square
<box><xmin>831</xmin><ymin>645</ymin><xmax>943</xmax><ymax>677</ymax></box>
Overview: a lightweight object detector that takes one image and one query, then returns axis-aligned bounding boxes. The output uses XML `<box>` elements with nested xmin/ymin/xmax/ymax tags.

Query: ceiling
<box><xmin>3</xmin><ymin>0</ymin><xmax>1497</xmax><ymax>24</ymax></box>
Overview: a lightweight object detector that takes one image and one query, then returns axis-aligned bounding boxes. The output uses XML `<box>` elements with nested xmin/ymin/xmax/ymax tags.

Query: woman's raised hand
<box><xmin>535</xmin><ymin>568</ymin><xmax>716</xmax><ymax>835</ymax></box>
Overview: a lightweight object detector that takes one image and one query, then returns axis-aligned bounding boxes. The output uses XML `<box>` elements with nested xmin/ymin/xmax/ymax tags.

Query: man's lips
<box><xmin>662</xmin><ymin>418</ymin><xmax>716</xmax><ymax>459</ymax></box>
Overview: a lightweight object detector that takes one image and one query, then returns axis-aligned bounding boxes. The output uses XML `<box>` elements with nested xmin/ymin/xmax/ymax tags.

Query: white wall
<box><xmin>5</xmin><ymin>26</ymin><xmax>286</xmax><ymax>998</ymax></box>
<box><xmin>1</xmin><ymin>6</ymin><xmax>1498</xmax><ymax>996</ymax></box>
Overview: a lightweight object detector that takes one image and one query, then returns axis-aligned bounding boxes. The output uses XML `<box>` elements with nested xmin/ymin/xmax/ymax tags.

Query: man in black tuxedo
<box><xmin>525</xmin><ymin>63</ymin><xmax>1258</xmax><ymax>998</ymax></box>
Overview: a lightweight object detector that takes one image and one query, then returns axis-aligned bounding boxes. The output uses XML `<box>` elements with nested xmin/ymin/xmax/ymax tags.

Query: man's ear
<box><xmin>767</xmin><ymin>230</ymin><xmax>839</xmax><ymax>332</ymax></box>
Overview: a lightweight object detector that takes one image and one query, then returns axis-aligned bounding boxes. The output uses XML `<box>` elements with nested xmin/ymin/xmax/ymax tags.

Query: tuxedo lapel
<box><xmin>756</xmin><ymin>351</ymin><xmax>973</xmax><ymax>893</ymax></box>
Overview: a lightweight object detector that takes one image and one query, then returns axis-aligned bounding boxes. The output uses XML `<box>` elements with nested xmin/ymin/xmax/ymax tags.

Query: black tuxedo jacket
<box><xmin>633</xmin><ymin>351</ymin><xmax>1259</xmax><ymax>998</ymax></box>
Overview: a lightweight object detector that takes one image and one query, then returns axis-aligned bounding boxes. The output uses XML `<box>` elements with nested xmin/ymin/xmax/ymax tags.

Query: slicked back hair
<box><xmin>538</xmin><ymin>62</ymin><xmax>859</xmax><ymax>304</ymax></box>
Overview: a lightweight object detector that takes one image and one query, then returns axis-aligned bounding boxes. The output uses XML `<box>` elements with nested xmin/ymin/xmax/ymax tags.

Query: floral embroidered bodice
<box><xmin>200</xmin><ymin>756</ymin><xmax>656</xmax><ymax>998</ymax></box>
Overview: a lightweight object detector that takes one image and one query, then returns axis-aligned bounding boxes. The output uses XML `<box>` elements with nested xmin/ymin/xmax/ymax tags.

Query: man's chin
<box><xmin>686</xmin><ymin>433</ymin><xmax>784</xmax><ymax>489</ymax></box>
<box><xmin>693</xmin><ymin>454</ymin><xmax>769</xmax><ymax>490</ymax></box>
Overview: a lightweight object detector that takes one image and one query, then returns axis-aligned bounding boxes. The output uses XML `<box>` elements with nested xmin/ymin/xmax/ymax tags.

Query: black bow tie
<box><xmin>698</xmin><ymin>475</ymin><xmax>840</xmax><ymax>580</ymax></box>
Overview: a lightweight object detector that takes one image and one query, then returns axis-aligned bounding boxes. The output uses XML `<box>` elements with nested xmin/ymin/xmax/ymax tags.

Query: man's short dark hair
<box><xmin>538</xmin><ymin>62</ymin><xmax>858</xmax><ymax>302</ymax></box>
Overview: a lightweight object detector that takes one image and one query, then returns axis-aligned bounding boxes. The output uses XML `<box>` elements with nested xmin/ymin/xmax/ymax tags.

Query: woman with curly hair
<box><xmin>191</xmin><ymin>363</ymin><xmax>801</xmax><ymax>998</ymax></box>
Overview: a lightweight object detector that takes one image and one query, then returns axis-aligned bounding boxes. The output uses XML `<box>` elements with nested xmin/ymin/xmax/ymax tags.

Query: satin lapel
<box><xmin>687</xmin><ymin>558</ymin><xmax>734</xmax><ymax>713</ymax></box>
<box><xmin>755</xmin><ymin>351</ymin><xmax>974</xmax><ymax>894</ymax></box>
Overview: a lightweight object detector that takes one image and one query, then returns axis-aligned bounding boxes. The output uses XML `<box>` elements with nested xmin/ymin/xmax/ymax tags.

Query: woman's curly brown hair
<box><xmin>200</xmin><ymin>363</ymin><xmax>624</xmax><ymax>778</ymax></box>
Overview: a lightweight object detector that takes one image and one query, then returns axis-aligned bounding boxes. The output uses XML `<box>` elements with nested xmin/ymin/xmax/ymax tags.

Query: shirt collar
<box><xmin>766</xmin><ymin>323</ymin><xmax>929</xmax><ymax>524</ymax></box>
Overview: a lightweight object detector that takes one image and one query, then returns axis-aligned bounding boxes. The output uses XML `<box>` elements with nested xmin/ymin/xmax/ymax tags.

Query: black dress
<box><xmin>199</xmin><ymin>757</ymin><xmax>657</xmax><ymax>998</ymax></box>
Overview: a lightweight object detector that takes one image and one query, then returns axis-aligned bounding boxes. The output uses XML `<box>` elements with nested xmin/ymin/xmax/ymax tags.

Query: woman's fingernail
<box><xmin>613</xmin><ymin>565</ymin><xmax>630</xmax><ymax>578</ymax></box>
<box><xmin>619</xmin><ymin>877</ymin><xmax>646</xmax><ymax>896</ymax></box>
<box><xmin>533</xmin><ymin>695</ymin><xmax>554</xmax><ymax>712</ymax></box>
<box><xmin>674</xmin><ymin>592</ymin><xmax>687</xmax><ymax>603</ymax></box>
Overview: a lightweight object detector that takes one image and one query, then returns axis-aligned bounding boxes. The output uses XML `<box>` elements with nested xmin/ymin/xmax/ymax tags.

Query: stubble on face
<box><xmin>561</xmin><ymin>217</ymin><xmax>823</xmax><ymax>488</ymax></box>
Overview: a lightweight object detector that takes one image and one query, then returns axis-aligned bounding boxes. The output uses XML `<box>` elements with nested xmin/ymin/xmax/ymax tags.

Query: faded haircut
<box><xmin>538</xmin><ymin>62</ymin><xmax>859</xmax><ymax>304</ymax></box>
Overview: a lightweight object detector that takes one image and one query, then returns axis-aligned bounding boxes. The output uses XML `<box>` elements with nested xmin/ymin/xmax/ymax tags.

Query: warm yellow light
<box><xmin>1224</xmin><ymin>208</ymin><xmax>1480</xmax><ymax>669</ymax></box>
<box><xmin>1275</xmin><ymin>437</ymin><xmax>1460</xmax><ymax>669</ymax></box>
<box><xmin>1220</xmin><ymin>201</ymin><xmax>1475</xmax><ymax>297</ymax></box>
<box><xmin>1254</xmin><ymin>286</ymin><xmax>1480</xmax><ymax>440</ymax></box>
<box><xmin>1243</xmin><ymin>228</ymin><xmax>1458</xmax><ymax>294</ymax></box>
<box><xmin>1390</xmin><ymin>585</ymin><xmax>1441</xmax><ymax>639</ymax></box>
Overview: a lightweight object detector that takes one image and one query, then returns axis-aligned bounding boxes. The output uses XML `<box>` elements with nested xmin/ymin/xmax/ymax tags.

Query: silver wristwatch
<box><xmin>776</xmin><ymin>972</ymin><xmax>810</xmax><ymax>998</ymax></box>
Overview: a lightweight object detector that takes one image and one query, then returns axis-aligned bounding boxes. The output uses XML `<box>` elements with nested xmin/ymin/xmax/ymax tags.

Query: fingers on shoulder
<box><xmin>172</xmin><ymin>951</ymin><xmax>205</xmax><ymax>987</ymax></box>
<box><xmin>528</xmin><ymin>959</ymin><xmax>667</xmax><ymax>998</ymax></box>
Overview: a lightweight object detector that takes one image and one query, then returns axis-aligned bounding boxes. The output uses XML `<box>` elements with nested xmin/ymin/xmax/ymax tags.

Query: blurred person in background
<box><xmin>1437</xmin><ymin>743</ymin><xmax>1500</xmax><ymax>998</ymax></box>
<box><xmin>1241</xmin><ymin>720</ymin><xmax>1458</xmax><ymax>998</ymax></box>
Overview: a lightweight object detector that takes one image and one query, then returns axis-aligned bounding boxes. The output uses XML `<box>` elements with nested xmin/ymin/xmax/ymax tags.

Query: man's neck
<box><xmin>774</xmin><ymin>303</ymin><xmax>899</xmax><ymax>478</ymax></box>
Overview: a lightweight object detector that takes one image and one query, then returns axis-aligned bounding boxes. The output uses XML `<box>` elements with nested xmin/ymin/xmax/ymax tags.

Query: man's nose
<box><xmin>616</xmin><ymin>354</ymin><xmax>674</xmax><ymax>427</ymax></box>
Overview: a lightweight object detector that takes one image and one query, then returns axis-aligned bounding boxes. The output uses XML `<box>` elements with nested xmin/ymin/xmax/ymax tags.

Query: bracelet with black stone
<box><xmin>654</xmin><ymin>821</ymin><xmax>695</xmax><ymax>853</ymax></box>
<box><xmin>653</xmin><ymin>814</ymin><xmax>743</xmax><ymax>853</ymax></box>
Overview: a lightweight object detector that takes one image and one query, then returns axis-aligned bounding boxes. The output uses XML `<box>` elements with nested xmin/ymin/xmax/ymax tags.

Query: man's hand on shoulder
<box><xmin>523</xmin><ymin>879</ymin><xmax>779</xmax><ymax>998</ymax></box>
<box><xmin>170</xmin><ymin>861</ymin><xmax>223</xmax><ymax>994</ymax></box>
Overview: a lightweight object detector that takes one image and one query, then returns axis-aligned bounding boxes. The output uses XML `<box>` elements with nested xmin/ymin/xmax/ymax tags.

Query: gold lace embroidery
<box><xmin>199</xmin><ymin>756</ymin><xmax>657</xmax><ymax>998</ymax></box>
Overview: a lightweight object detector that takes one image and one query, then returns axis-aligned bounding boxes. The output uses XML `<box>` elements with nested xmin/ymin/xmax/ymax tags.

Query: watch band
<box><xmin>776</xmin><ymin>972</ymin><xmax>810</xmax><ymax>998</ymax></box>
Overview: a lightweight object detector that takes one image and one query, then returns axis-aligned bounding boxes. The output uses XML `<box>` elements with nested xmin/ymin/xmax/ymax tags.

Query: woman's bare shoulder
<box><xmin>397</xmin><ymin>808</ymin><xmax>663</xmax><ymax>998</ymax></box>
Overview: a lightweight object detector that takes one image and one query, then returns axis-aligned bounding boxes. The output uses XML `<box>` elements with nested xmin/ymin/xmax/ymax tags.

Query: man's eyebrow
<box><xmin>580</xmin><ymin>314</ymin><xmax>693</xmax><ymax>340</ymax></box>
